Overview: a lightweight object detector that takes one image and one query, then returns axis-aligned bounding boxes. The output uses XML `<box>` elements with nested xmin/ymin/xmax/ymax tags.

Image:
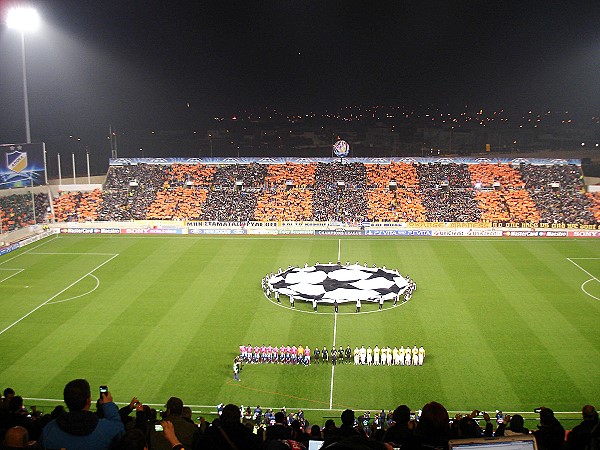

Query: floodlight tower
<box><xmin>7</xmin><ymin>7</ymin><xmax>40</xmax><ymax>144</ymax></box>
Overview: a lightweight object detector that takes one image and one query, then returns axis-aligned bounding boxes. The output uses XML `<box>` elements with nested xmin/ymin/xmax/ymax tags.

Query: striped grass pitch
<box><xmin>1</xmin><ymin>234</ymin><xmax>599</xmax><ymax>426</ymax></box>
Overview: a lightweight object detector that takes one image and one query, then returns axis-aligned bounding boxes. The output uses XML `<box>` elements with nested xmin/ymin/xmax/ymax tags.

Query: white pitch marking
<box><xmin>0</xmin><ymin>254</ymin><xmax>118</xmax><ymax>336</ymax></box>
<box><xmin>338</xmin><ymin>239</ymin><xmax>341</xmax><ymax>262</ymax></box>
<box><xmin>0</xmin><ymin>235</ymin><xmax>58</xmax><ymax>267</ymax></box>
<box><xmin>20</xmin><ymin>397</ymin><xmax>584</xmax><ymax>416</ymax></box>
<box><xmin>29</xmin><ymin>252</ymin><xmax>118</xmax><ymax>256</ymax></box>
<box><xmin>329</xmin><ymin>311</ymin><xmax>338</xmax><ymax>409</ymax></box>
<box><xmin>46</xmin><ymin>274</ymin><xmax>100</xmax><ymax>305</ymax></box>
<box><xmin>568</xmin><ymin>258</ymin><xmax>600</xmax><ymax>302</ymax></box>
<box><xmin>581</xmin><ymin>279</ymin><xmax>600</xmax><ymax>301</ymax></box>
<box><xmin>0</xmin><ymin>269</ymin><xmax>24</xmax><ymax>283</ymax></box>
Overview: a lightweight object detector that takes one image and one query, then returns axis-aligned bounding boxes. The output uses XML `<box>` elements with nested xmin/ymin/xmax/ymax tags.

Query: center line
<box><xmin>329</xmin><ymin>311</ymin><xmax>338</xmax><ymax>409</ymax></box>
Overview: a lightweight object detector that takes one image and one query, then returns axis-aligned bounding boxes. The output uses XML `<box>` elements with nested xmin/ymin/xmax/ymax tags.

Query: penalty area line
<box><xmin>0</xmin><ymin>254</ymin><xmax>118</xmax><ymax>337</ymax></box>
<box><xmin>0</xmin><ymin>235</ymin><xmax>58</xmax><ymax>267</ymax></box>
<box><xmin>0</xmin><ymin>268</ymin><xmax>24</xmax><ymax>283</ymax></box>
<box><xmin>567</xmin><ymin>258</ymin><xmax>600</xmax><ymax>302</ymax></box>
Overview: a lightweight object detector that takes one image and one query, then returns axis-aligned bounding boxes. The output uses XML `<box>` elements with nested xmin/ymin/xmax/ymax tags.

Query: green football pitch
<box><xmin>1</xmin><ymin>234</ymin><xmax>599</xmax><ymax>426</ymax></box>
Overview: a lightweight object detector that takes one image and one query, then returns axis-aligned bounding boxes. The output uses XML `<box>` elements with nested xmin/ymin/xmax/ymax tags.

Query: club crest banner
<box><xmin>6</xmin><ymin>150</ymin><xmax>28</xmax><ymax>173</ymax></box>
<box><xmin>0</xmin><ymin>143</ymin><xmax>45</xmax><ymax>189</ymax></box>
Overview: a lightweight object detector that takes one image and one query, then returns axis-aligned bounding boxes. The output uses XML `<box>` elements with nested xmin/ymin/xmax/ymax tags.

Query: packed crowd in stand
<box><xmin>518</xmin><ymin>164</ymin><xmax>596</xmax><ymax>224</ymax></box>
<box><xmin>0</xmin><ymin>193</ymin><xmax>49</xmax><ymax>233</ymax></box>
<box><xmin>146</xmin><ymin>188</ymin><xmax>209</xmax><ymax>221</ymax></box>
<box><xmin>254</xmin><ymin>188</ymin><xmax>313</xmax><ymax>222</ymax></box>
<box><xmin>366</xmin><ymin>162</ymin><xmax>420</xmax><ymax>189</ymax></box>
<box><xmin>202</xmin><ymin>190</ymin><xmax>260</xmax><ymax>222</ymax></box>
<box><xmin>414</xmin><ymin>163</ymin><xmax>481</xmax><ymax>222</ymax></box>
<box><xmin>1</xmin><ymin>382</ymin><xmax>598</xmax><ymax>450</ymax></box>
<box><xmin>419</xmin><ymin>189</ymin><xmax>480</xmax><ymax>222</ymax></box>
<box><xmin>468</xmin><ymin>163</ymin><xmax>525</xmax><ymax>189</ymax></box>
<box><xmin>585</xmin><ymin>193</ymin><xmax>600</xmax><ymax>223</ymax></box>
<box><xmin>26</xmin><ymin>160</ymin><xmax>600</xmax><ymax>226</ymax></box>
<box><xmin>264</xmin><ymin>163</ymin><xmax>316</xmax><ymax>188</ymax></box>
<box><xmin>414</xmin><ymin>163</ymin><xmax>473</xmax><ymax>189</ymax></box>
<box><xmin>162</xmin><ymin>164</ymin><xmax>216</xmax><ymax>188</ymax></box>
<box><xmin>366</xmin><ymin>188</ymin><xmax>427</xmax><ymax>222</ymax></box>
<box><xmin>474</xmin><ymin>190</ymin><xmax>541</xmax><ymax>223</ymax></box>
<box><xmin>53</xmin><ymin>190</ymin><xmax>103</xmax><ymax>222</ymax></box>
<box><xmin>95</xmin><ymin>165</ymin><xmax>167</xmax><ymax>221</ymax></box>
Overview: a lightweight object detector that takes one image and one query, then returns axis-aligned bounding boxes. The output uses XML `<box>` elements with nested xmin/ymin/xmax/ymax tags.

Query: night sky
<box><xmin>1</xmin><ymin>1</ymin><xmax>599</xmax><ymax>148</ymax></box>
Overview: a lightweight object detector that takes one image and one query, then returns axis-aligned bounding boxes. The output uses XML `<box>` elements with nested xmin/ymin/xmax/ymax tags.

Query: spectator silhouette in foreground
<box><xmin>195</xmin><ymin>403</ymin><xmax>261</xmax><ymax>450</ymax></box>
<box><xmin>109</xmin><ymin>428</ymin><xmax>148</xmax><ymax>450</ymax></box>
<box><xmin>150</xmin><ymin>397</ymin><xmax>198</xmax><ymax>450</ymax></box>
<box><xmin>383</xmin><ymin>405</ymin><xmax>413</xmax><ymax>447</ymax></box>
<box><xmin>40</xmin><ymin>379</ymin><xmax>124</xmax><ymax>450</ymax></box>
<box><xmin>2</xmin><ymin>425</ymin><xmax>29</xmax><ymax>448</ymax></box>
<box><xmin>451</xmin><ymin>411</ymin><xmax>492</xmax><ymax>438</ymax></box>
<box><xmin>2</xmin><ymin>396</ymin><xmax>36</xmax><ymax>441</ymax></box>
<box><xmin>565</xmin><ymin>405</ymin><xmax>598</xmax><ymax>450</ymax></box>
<box><xmin>533</xmin><ymin>408</ymin><xmax>564</xmax><ymax>450</ymax></box>
<box><xmin>494</xmin><ymin>414</ymin><xmax>529</xmax><ymax>436</ymax></box>
<box><xmin>265</xmin><ymin>411</ymin><xmax>292</xmax><ymax>441</ymax></box>
<box><xmin>403</xmin><ymin>401</ymin><xmax>451</xmax><ymax>450</ymax></box>
<box><xmin>1</xmin><ymin>389</ymin><xmax>15</xmax><ymax>412</ymax></box>
<box><xmin>323</xmin><ymin>409</ymin><xmax>389</xmax><ymax>449</ymax></box>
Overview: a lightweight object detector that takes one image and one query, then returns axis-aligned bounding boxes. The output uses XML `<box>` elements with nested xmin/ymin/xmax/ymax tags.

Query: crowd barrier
<box><xmin>2</xmin><ymin>223</ymin><xmax>599</xmax><ymax>258</ymax></box>
<box><xmin>0</xmin><ymin>228</ymin><xmax>58</xmax><ymax>256</ymax></box>
<box><xmin>41</xmin><ymin>222</ymin><xmax>600</xmax><ymax>238</ymax></box>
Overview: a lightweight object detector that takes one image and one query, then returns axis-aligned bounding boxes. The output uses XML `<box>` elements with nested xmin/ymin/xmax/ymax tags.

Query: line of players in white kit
<box><xmin>352</xmin><ymin>345</ymin><xmax>425</xmax><ymax>366</ymax></box>
<box><xmin>239</xmin><ymin>344</ymin><xmax>425</xmax><ymax>366</ymax></box>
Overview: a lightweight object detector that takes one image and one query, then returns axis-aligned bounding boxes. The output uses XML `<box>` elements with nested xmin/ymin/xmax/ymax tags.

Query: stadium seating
<box><xmin>0</xmin><ymin>193</ymin><xmax>50</xmax><ymax>233</ymax></box>
<box><xmin>44</xmin><ymin>160</ymin><xmax>600</xmax><ymax>226</ymax></box>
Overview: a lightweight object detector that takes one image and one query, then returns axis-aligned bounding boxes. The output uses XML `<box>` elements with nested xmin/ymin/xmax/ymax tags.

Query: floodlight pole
<box><xmin>57</xmin><ymin>153</ymin><xmax>62</xmax><ymax>185</ymax></box>
<box><xmin>19</xmin><ymin>31</ymin><xmax>32</xmax><ymax>143</ymax></box>
<box><xmin>30</xmin><ymin>176</ymin><xmax>36</xmax><ymax>224</ymax></box>
<box><xmin>8</xmin><ymin>7</ymin><xmax>39</xmax><ymax>143</ymax></box>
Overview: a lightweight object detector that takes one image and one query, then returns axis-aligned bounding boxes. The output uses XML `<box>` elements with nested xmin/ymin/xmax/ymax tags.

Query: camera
<box><xmin>99</xmin><ymin>385</ymin><xmax>108</xmax><ymax>397</ymax></box>
<box><xmin>496</xmin><ymin>410</ymin><xmax>504</xmax><ymax>424</ymax></box>
<box><xmin>154</xmin><ymin>424</ymin><xmax>163</xmax><ymax>432</ymax></box>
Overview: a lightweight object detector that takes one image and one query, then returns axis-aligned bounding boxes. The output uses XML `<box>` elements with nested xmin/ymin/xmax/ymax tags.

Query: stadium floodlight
<box><xmin>7</xmin><ymin>7</ymin><xmax>40</xmax><ymax>143</ymax></box>
<box><xmin>7</xmin><ymin>7</ymin><xmax>40</xmax><ymax>31</ymax></box>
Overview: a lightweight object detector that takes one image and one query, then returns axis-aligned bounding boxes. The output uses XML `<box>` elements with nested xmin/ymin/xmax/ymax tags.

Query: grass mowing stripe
<box><xmin>1</xmin><ymin>235</ymin><xmax>599</xmax><ymax>426</ymax></box>
<box><xmin>460</xmin><ymin>241</ymin><xmax>571</xmax><ymax>408</ymax></box>
<box><xmin>0</xmin><ymin>254</ymin><xmax>118</xmax><ymax>336</ymax></box>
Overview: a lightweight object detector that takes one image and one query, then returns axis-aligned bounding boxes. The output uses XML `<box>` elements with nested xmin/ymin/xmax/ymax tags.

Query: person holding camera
<box><xmin>40</xmin><ymin>379</ymin><xmax>124</xmax><ymax>450</ymax></box>
<box><xmin>150</xmin><ymin>397</ymin><xmax>199</xmax><ymax>450</ymax></box>
<box><xmin>494</xmin><ymin>414</ymin><xmax>529</xmax><ymax>436</ymax></box>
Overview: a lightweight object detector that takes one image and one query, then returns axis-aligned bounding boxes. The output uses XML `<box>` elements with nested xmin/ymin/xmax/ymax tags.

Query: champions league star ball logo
<box><xmin>6</xmin><ymin>147</ymin><xmax>28</xmax><ymax>173</ymax></box>
<box><xmin>268</xmin><ymin>263</ymin><xmax>409</xmax><ymax>303</ymax></box>
<box><xmin>333</xmin><ymin>140</ymin><xmax>349</xmax><ymax>158</ymax></box>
